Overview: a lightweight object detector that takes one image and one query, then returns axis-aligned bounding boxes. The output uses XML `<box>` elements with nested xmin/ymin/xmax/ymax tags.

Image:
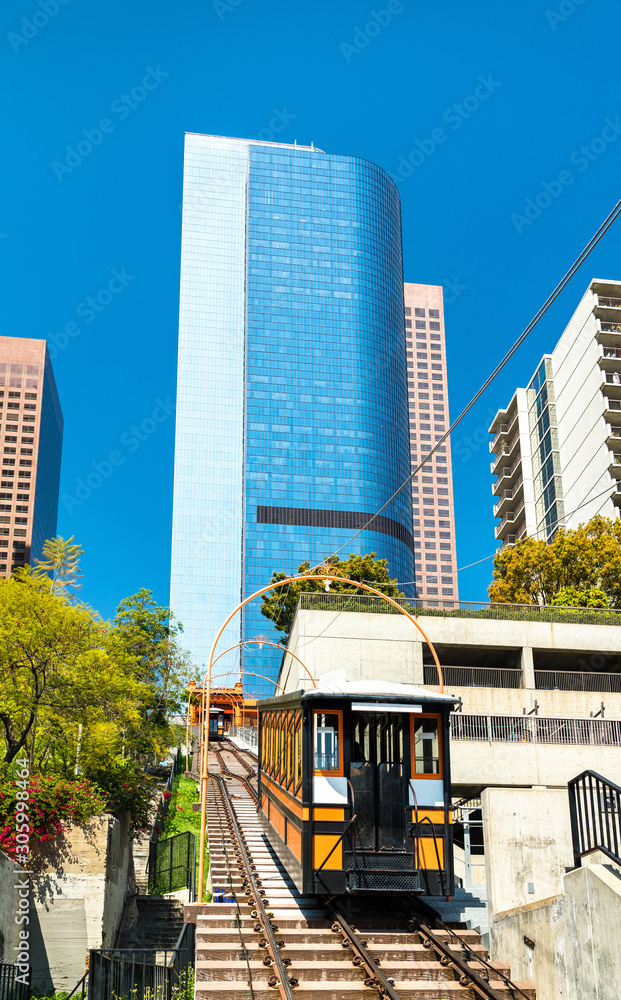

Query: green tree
<box><xmin>34</xmin><ymin>535</ymin><xmax>83</xmax><ymax>596</ymax></box>
<box><xmin>260</xmin><ymin>553</ymin><xmax>403</xmax><ymax>637</ymax></box>
<box><xmin>488</xmin><ymin>516</ymin><xmax>621</xmax><ymax>606</ymax></box>
<box><xmin>0</xmin><ymin>570</ymin><xmax>96</xmax><ymax>763</ymax></box>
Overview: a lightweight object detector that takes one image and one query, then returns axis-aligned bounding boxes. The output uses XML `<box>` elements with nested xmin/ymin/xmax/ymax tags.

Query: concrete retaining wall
<box><xmin>0</xmin><ymin>849</ymin><xmax>25</xmax><ymax>962</ymax></box>
<box><xmin>491</xmin><ymin>859</ymin><xmax>621</xmax><ymax>1000</ymax></box>
<box><xmin>28</xmin><ymin>811</ymin><xmax>131</xmax><ymax>994</ymax></box>
<box><xmin>482</xmin><ymin>787</ymin><xmax>574</xmax><ymax>916</ymax></box>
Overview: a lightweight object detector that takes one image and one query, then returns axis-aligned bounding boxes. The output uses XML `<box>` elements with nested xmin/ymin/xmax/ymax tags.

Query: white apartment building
<box><xmin>490</xmin><ymin>279</ymin><xmax>621</xmax><ymax>546</ymax></box>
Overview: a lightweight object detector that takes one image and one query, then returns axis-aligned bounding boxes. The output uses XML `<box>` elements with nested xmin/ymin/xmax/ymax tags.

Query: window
<box><xmin>7</xmin><ymin>403</ymin><xmax>19</xmax><ymax>410</ymax></box>
<box><xmin>3</xmin><ymin>447</ymin><xmax>15</xmax><ymax>454</ymax></box>
<box><xmin>14</xmin><ymin>517</ymin><xmax>27</xmax><ymax>524</ymax></box>
<box><xmin>314</xmin><ymin>711</ymin><xmax>342</xmax><ymax>773</ymax></box>
<box><xmin>24</xmin><ymin>393</ymin><xmax>37</xmax><ymax>400</ymax></box>
<box><xmin>13</xmin><ymin>529</ymin><xmax>26</xmax><ymax>537</ymax></box>
<box><xmin>405</xmin><ymin>319</ymin><xmax>412</xmax><ymax>328</ymax></box>
<box><xmin>415</xmin><ymin>321</ymin><xmax>426</xmax><ymax>330</ymax></box>
<box><xmin>411</xmin><ymin>716</ymin><xmax>442</xmax><ymax>777</ymax></box>
<box><xmin>23</xmin><ymin>405</ymin><xmax>36</xmax><ymax>412</ymax></box>
<box><xmin>8</xmin><ymin>392</ymin><xmax>20</xmax><ymax>399</ymax></box>
<box><xmin>22</xmin><ymin>417</ymin><xmax>35</xmax><ymax>423</ymax></box>
<box><xmin>441</xmin><ymin>577</ymin><xmax>453</xmax><ymax>584</ymax></box>
<box><xmin>13</xmin><ymin>541</ymin><xmax>26</xmax><ymax>549</ymax></box>
<box><xmin>429</xmin><ymin>309</ymin><xmax>440</xmax><ymax>319</ymax></box>
<box><xmin>16</xmin><ymin>495</ymin><xmax>29</xmax><ymax>502</ymax></box>
<box><xmin>415</xmin><ymin>308</ymin><xmax>426</xmax><ymax>317</ymax></box>
<box><xmin>442</xmin><ymin>588</ymin><xmax>454</xmax><ymax>596</ymax></box>
<box><xmin>430</xmin><ymin>322</ymin><xmax>441</xmax><ymax>331</ymax></box>
<box><xmin>405</xmin><ymin>307</ymin><xmax>411</xmax><ymax>316</ymax></box>
<box><xmin>20</xmin><ymin>448</ymin><xmax>32</xmax><ymax>455</ymax></box>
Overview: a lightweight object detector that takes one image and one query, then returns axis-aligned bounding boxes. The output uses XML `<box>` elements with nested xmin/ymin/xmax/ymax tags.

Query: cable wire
<box><xmin>322</xmin><ymin>197</ymin><xmax>621</xmax><ymax>563</ymax></box>
<box><xmin>456</xmin><ymin>481</ymin><xmax>620</xmax><ymax>572</ymax></box>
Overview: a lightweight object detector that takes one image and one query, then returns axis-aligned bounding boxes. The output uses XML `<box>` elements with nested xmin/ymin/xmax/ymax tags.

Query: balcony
<box><xmin>489</xmin><ymin>408</ymin><xmax>519</xmax><ymax>454</ymax></box>
<box><xmin>597</xmin><ymin>295</ymin><xmax>621</xmax><ymax>309</ymax></box>
<box><xmin>609</xmin><ymin>451</ymin><xmax>621</xmax><ymax>478</ymax></box>
<box><xmin>489</xmin><ymin>423</ymin><xmax>508</xmax><ymax>454</ymax></box>
<box><xmin>493</xmin><ymin>476</ymin><xmax>524</xmax><ymax>518</ymax></box>
<box><xmin>603</xmin><ymin>397</ymin><xmax>621</xmax><ymax>424</ymax></box>
<box><xmin>602</xmin><ymin>371</ymin><xmax>621</xmax><ymax>399</ymax></box>
<box><xmin>607</xmin><ymin>424</ymin><xmax>621</xmax><ymax>451</ymax></box>
<box><xmin>597</xmin><ymin>320</ymin><xmax>621</xmax><ymax>350</ymax></box>
<box><xmin>493</xmin><ymin>455</ymin><xmax>523</xmax><ymax>493</ymax></box>
<box><xmin>599</xmin><ymin>344</ymin><xmax>621</xmax><ymax>373</ymax></box>
<box><xmin>502</xmin><ymin>520</ymin><xmax>527</xmax><ymax>547</ymax></box>
<box><xmin>496</xmin><ymin>498</ymin><xmax>526</xmax><ymax>539</ymax></box>
<box><xmin>490</xmin><ymin>430</ymin><xmax>521</xmax><ymax>474</ymax></box>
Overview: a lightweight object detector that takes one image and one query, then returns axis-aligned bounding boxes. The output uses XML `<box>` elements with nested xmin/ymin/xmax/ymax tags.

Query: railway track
<box><xmin>195</xmin><ymin>742</ymin><xmax>535</xmax><ymax>999</ymax></box>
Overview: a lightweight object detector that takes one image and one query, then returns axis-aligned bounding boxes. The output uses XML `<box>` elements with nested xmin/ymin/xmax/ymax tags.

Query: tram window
<box><xmin>313</xmin><ymin>711</ymin><xmax>342</xmax><ymax>773</ymax></box>
<box><xmin>412</xmin><ymin>716</ymin><xmax>441</xmax><ymax>775</ymax></box>
<box><xmin>295</xmin><ymin>715</ymin><xmax>302</xmax><ymax>792</ymax></box>
<box><xmin>286</xmin><ymin>712</ymin><xmax>294</xmax><ymax>789</ymax></box>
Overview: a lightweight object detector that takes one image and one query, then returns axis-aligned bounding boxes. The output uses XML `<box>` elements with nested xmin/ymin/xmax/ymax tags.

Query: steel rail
<box><xmin>408</xmin><ymin>894</ymin><xmax>532</xmax><ymax>999</ymax></box>
<box><xmin>212</xmin><ymin>745</ymin><xmax>258</xmax><ymax>803</ymax></box>
<box><xmin>210</xmin><ymin>778</ymin><xmax>257</xmax><ymax>1000</ymax></box>
<box><xmin>418</xmin><ymin>925</ymin><xmax>511</xmax><ymax>999</ymax></box>
<box><xmin>223</xmin><ymin>739</ymin><xmax>257</xmax><ymax>777</ymax></box>
<box><xmin>327</xmin><ymin>904</ymin><xmax>401</xmax><ymax>1000</ymax></box>
<box><xmin>213</xmin><ymin>771</ymin><xmax>297</xmax><ymax>1000</ymax></box>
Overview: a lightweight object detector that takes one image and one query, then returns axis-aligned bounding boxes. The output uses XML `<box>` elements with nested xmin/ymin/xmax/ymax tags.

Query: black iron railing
<box><xmin>88</xmin><ymin>924</ymin><xmax>195</xmax><ymax>1000</ymax></box>
<box><xmin>147</xmin><ymin>830</ymin><xmax>196</xmax><ymax>899</ymax></box>
<box><xmin>568</xmin><ymin>769</ymin><xmax>621</xmax><ymax>868</ymax></box>
<box><xmin>0</xmin><ymin>964</ymin><xmax>30</xmax><ymax>1000</ymax></box>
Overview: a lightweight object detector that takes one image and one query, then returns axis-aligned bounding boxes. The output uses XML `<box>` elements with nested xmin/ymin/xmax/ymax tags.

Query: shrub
<box><xmin>0</xmin><ymin>772</ymin><xmax>106</xmax><ymax>861</ymax></box>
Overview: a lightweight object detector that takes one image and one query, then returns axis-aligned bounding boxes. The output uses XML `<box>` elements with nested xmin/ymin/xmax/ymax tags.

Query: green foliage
<box><xmin>488</xmin><ymin>516</ymin><xmax>621</xmax><ymax>606</ymax></box>
<box><xmin>34</xmin><ymin>535</ymin><xmax>83</xmax><ymax>596</ymax></box>
<box><xmin>550</xmin><ymin>586</ymin><xmax>609</xmax><ymax>608</ymax></box>
<box><xmin>0</xmin><ymin>770</ymin><xmax>106</xmax><ymax>860</ymax></box>
<box><xmin>261</xmin><ymin>553</ymin><xmax>403</xmax><ymax>636</ymax></box>
<box><xmin>0</xmin><ymin>539</ymin><xmax>193</xmax><ymax>843</ymax></box>
<box><xmin>161</xmin><ymin>773</ymin><xmax>201</xmax><ymax>838</ymax></box>
<box><xmin>82</xmin><ymin>755</ymin><xmax>157</xmax><ymax>833</ymax></box>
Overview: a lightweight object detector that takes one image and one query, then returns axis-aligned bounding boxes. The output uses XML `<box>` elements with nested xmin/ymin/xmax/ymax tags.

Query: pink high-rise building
<box><xmin>0</xmin><ymin>338</ymin><xmax>63</xmax><ymax>577</ymax></box>
<box><xmin>404</xmin><ymin>283</ymin><xmax>458</xmax><ymax>601</ymax></box>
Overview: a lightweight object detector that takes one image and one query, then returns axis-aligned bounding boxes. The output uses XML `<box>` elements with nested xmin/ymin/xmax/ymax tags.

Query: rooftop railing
<box><xmin>299</xmin><ymin>593</ymin><xmax>621</xmax><ymax>627</ymax></box>
<box><xmin>451</xmin><ymin>713</ymin><xmax>621</xmax><ymax>746</ymax></box>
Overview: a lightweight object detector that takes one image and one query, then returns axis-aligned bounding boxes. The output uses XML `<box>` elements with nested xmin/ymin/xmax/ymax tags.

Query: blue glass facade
<box><xmin>171</xmin><ymin>134</ymin><xmax>414</xmax><ymax>694</ymax></box>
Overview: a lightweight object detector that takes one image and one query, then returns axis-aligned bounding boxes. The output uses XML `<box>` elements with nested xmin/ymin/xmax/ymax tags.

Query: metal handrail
<box><xmin>568</xmin><ymin>769</ymin><xmax>621</xmax><ymax>868</ymax></box>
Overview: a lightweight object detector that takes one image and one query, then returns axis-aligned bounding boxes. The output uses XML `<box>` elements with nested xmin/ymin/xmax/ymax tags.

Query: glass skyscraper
<box><xmin>171</xmin><ymin>133</ymin><xmax>415</xmax><ymax>692</ymax></box>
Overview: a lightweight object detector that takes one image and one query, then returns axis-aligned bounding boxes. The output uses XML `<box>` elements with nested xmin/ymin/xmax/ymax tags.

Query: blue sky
<box><xmin>1</xmin><ymin>0</ymin><xmax>620</xmax><ymax>618</ymax></box>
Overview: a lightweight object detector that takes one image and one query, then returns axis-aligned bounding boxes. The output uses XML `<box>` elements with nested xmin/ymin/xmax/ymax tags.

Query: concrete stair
<box><xmin>118</xmin><ymin>896</ymin><xmax>186</xmax><ymax>951</ymax></box>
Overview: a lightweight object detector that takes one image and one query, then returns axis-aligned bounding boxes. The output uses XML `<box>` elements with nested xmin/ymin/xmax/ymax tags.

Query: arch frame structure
<box><xmin>196</xmin><ymin>568</ymin><xmax>444</xmax><ymax>901</ymax></box>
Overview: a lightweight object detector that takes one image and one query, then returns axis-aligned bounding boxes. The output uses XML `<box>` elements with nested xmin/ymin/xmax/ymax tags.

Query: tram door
<box><xmin>350</xmin><ymin>713</ymin><xmax>406</xmax><ymax>852</ymax></box>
